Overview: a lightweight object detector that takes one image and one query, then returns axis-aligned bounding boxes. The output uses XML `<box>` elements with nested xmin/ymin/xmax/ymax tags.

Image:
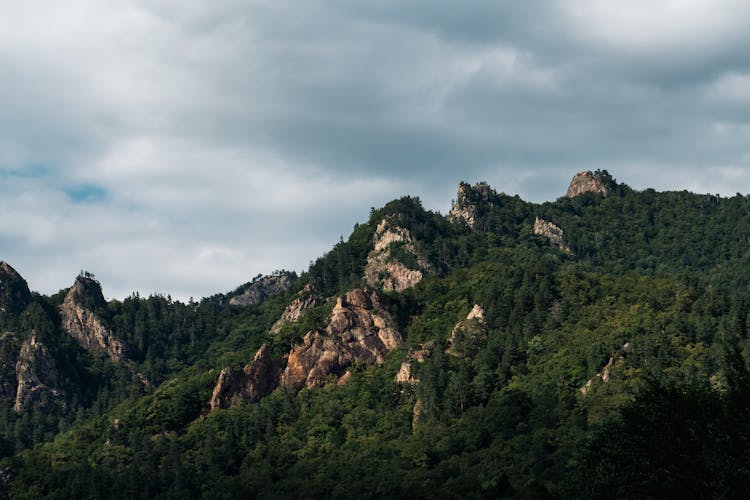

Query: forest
<box><xmin>2</xmin><ymin>170</ymin><xmax>750</xmax><ymax>498</ymax></box>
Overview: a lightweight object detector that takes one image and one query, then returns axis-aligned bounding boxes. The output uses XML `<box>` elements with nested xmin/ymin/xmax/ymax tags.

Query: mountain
<box><xmin>3</xmin><ymin>170</ymin><xmax>750</xmax><ymax>498</ymax></box>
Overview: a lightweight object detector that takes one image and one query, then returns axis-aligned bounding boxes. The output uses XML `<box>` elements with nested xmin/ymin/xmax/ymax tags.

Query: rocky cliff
<box><xmin>448</xmin><ymin>182</ymin><xmax>496</xmax><ymax>228</ymax></box>
<box><xmin>60</xmin><ymin>274</ymin><xmax>129</xmax><ymax>362</ymax></box>
<box><xmin>534</xmin><ymin>217</ymin><xmax>572</xmax><ymax>254</ymax></box>
<box><xmin>579</xmin><ymin>342</ymin><xmax>632</xmax><ymax>395</ymax></box>
<box><xmin>270</xmin><ymin>284</ymin><xmax>322</xmax><ymax>334</ymax></box>
<box><xmin>0</xmin><ymin>262</ymin><xmax>31</xmax><ymax>321</ymax></box>
<box><xmin>281</xmin><ymin>288</ymin><xmax>402</xmax><ymax>392</ymax></box>
<box><xmin>211</xmin><ymin>288</ymin><xmax>403</xmax><ymax>408</ymax></box>
<box><xmin>363</xmin><ymin>218</ymin><xmax>430</xmax><ymax>292</ymax></box>
<box><xmin>446</xmin><ymin>304</ymin><xmax>489</xmax><ymax>357</ymax></box>
<box><xmin>565</xmin><ymin>171</ymin><xmax>611</xmax><ymax>198</ymax></box>
<box><xmin>13</xmin><ymin>332</ymin><xmax>65</xmax><ymax>412</ymax></box>
<box><xmin>395</xmin><ymin>341</ymin><xmax>434</xmax><ymax>385</ymax></box>
<box><xmin>229</xmin><ymin>272</ymin><xmax>295</xmax><ymax>307</ymax></box>
<box><xmin>209</xmin><ymin>344</ymin><xmax>284</xmax><ymax>410</ymax></box>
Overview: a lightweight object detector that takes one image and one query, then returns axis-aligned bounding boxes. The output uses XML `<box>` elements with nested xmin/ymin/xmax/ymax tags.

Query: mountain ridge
<box><xmin>4</xmin><ymin>170</ymin><xmax>750</xmax><ymax>498</ymax></box>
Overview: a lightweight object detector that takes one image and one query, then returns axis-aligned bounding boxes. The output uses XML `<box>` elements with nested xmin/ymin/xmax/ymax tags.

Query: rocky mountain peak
<box><xmin>229</xmin><ymin>272</ymin><xmax>295</xmax><ymax>307</ymax></box>
<box><xmin>61</xmin><ymin>273</ymin><xmax>129</xmax><ymax>362</ymax></box>
<box><xmin>448</xmin><ymin>182</ymin><xmax>496</xmax><ymax>228</ymax></box>
<box><xmin>565</xmin><ymin>171</ymin><xmax>611</xmax><ymax>198</ymax></box>
<box><xmin>364</xmin><ymin>217</ymin><xmax>430</xmax><ymax>292</ymax></box>
<box><xmin>0</xmin><ymin>261</ymin><xmax>32</xmax><ymax>317</ymax></box>
<box><xmin>69</xmin><ymin>273</ymin><xmax>107</xmax><ymax>310</ymax></box>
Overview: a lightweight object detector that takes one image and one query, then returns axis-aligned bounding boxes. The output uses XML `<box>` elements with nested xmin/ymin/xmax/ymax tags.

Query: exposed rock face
<box><xmin>270</xmin><ymin>284</ymin><xmax>322</xmax><ymax>334</ymax></box>
<box><xmin>600</xmin><ymin>342</ymin><xmax>632</xmax><ymax>383</ymax></box>
<box><xmin>446</xmin><ymin>304</ymin><xmax>489</xmax><ymax>357</ymax></box>
<box><xmin>364</xmin><ymin>218</ymin><xmax>430</xmax><ymax>292</ymax></box>
<box><xmin>579</xmin><ymin>342</ymin><xmax>632</xmax><ymax>395</ymax></box>
<box><xmin>566</xmin><ymin>171</ymin><xmax>611</xmax><ymax>198</ymax></box>
<box><xmin>229</xmin><ymin>272</ymin><xmax>295</xmax><ymax>307</ymax></box>
<box><xmin>0</xmin><ymin>261</ymin><xmax>31</xmax><ymax>319</ymax></box>
<box><xmin>60</xmin><ymin>274</ymin><xmax>129</xmax><ymax>362</ymax></box>
<box><xmin>534</xmin><ymin>217</ymin><xmax>572</xmax><ymax>253</ymax></box>
<box><xmin>395</xmin><ymin>341</ymin><xmax>435</xmax><ymax>385</ymax></box>
<box><xmin>281</xmin><ymin>288</ymin><xmax>402</xmax><ymax>392</ymax></box>
<box><xmin>14</xmin><ymin>332</ymin><xmax>65</xmax><ymax>412</ymax></box>
<box><xmin>448</xmin><ymin>182</ymin><xmax>496</xmax><ymax>228</ymax></box>
<box><xmin>209</xmin><ymin>344</ymin><xmax>283</xmax><ymax>410</ymax></box>
<box><xmin>211</xmin><ymin>288</ymin><xmax>403</xmax><ymax>409</ymax></box>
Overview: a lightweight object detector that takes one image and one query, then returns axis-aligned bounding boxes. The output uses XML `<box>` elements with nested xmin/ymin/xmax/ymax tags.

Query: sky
<box><xmin>3</xmin><ymin>0</ymin><xmax>750</xmax><ymax>300</ymax></box>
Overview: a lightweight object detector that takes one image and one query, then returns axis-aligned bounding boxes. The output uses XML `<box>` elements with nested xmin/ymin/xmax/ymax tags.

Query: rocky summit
<box><xmin>228</xmin><ymin>272</ymin><xmax>295</xmax><ymax>307</ymax></box>
<box><xmin>565</xmin><ymin>170</ymin><xmax>611</xmax><ymax>198</ymax></box>
<box><xmin>60</xmin><ymin>274</ymin><xmax>129</xmax><ymax>362</ymax></box>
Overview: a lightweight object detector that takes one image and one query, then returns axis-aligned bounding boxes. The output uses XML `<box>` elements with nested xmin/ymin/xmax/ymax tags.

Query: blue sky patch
<box><xmin>65</xmin><ymin>184</ymin><xmax>108</xmax><ymax>203</ymax></box>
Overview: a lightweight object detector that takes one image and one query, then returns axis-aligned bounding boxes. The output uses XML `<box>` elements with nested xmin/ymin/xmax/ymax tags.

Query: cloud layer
<box><xmin>2</xmin><ymin>1</ymin><xmax>750</xmax><ymax>299</ymax></box>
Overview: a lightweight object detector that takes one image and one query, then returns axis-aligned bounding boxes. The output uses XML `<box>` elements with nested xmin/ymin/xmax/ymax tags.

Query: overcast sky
<box><xmin>3</xmin><ymin>1</ymin><xmax>750</xmax><ymax>300</ymax></box>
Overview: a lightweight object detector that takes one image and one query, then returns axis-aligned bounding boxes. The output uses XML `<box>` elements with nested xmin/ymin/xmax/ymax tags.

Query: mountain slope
<box><xmin>4</xmin><ymin>170</ymin><xmax>750</xmax><ymax>498</ymax></box>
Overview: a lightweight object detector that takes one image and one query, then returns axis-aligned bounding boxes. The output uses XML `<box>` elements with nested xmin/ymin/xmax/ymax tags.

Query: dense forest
<box><xmin>3</xmin><ymin>170</ymin><xmax>750</xmax><ymax>498</ymax></box>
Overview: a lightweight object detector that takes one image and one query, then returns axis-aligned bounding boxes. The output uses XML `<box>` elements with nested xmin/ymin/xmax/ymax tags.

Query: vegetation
<box><xmin>4</xmin><ymin>174</ymin><xmax>750</xmax><ymax>497</ymax></box>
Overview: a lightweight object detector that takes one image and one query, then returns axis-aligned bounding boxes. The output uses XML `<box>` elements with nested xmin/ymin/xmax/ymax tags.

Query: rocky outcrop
<box><xmin>229</xmin><ymin>272</ymin><xmax>295</xmax><ymax>307</ymax></box>
<box><xmin>364</xmin><ymin>218</ymin><xmax>430</xmax><ymax>292</ymax></box>
<box><xmin>60</xmin><ymin>274</ymin><xmax>129</xmax><ymax>362</ymax></box>
<box><xmin>14</xmin><ymin>332</ymin><xmax>65</xmax><ymax>412</ymax></box>
<box><xmin>446</xmin><ymin>304</ymin><xmax>489</xmax><ymax>357</ymax></box>
<box><xmin>395</xmin><ymin>341</ymin><xmax>435</xmax><ymax>385</ymax></box>
<box><xmin>211</xmin><ymin>288</ymin><xmax>403</xmax><ymax>409</ymax></box>
<box><xmin>270</xmin><ymin>284</ymin><xmax>322</xmax><ymax>334</ymax></box>
<box><xmin>281</xmin><ymin>288</ymin><xmax>402</xmax><ymax>392</ymax></box>
<box><xmin>0</xmin><ymin>261</ymin><xmax>31</xmax><ymax>320</ymax></box>
<box><xmin>579</xmin><ymin>342</ymin><xmax>632</xmax><ymax>395</ymax></box>
<box><xmin>209</xmin><ymin>344</ymin><xmax>284</xmax><ymax>410</ymax></box>
<box><xmin>534</xmin><ymin>217</ymin><xmax>572</xmax><ymax>254</ymax></box>
<box><xmin>448</xmin><ymin>182</ymin><xmax>496</xmax><ymax>228</ymax></box>
<box><xmin>566</xmin><ymin>171</ymin><xmax>611</xmax><ymax>198</ymax></box>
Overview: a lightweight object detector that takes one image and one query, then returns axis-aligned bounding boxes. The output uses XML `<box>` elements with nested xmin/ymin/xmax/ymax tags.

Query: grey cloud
<box><xmin>2</xmin><ymin>1</ymin><xmax>750</xmax><ymax>299</ymax></box>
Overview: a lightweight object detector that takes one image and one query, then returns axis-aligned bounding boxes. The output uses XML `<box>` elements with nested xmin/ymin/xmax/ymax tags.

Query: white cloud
<box><xmin>2</xmin><ymin>1</ymin><xmax>750</xmax><ymax>300</ymax></box>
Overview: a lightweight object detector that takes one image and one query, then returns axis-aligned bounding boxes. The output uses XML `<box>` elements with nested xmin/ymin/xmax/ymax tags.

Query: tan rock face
<box><xmin>364</xmin><ymin>218</ymin><xmax>430</xmax><ymax>292</ymax></box>
<box><xmin>534</xmin><ymin>217</ymin><xmax>572</xmax><ymax>254</ymax></box>
<box><xmin>211</xmin><ymin>288</ymin><xmax>403</xmax><ymax>409</ymax></box>
<box><xmin>229</xmin><ymin>272</ymin><xmax>294</xmax><ymax>307</ymax></box>
<box><xmin>566</xmin><ymin>171</ymin><xmax>610</xmax><ymax>198</ymax></box>
<box><xmin>60</xmin><ymin>275</ymin><xmax>129</xmax><ymax>362</ymax></box>
<box><xmin>446</xmin><ymin>304</ymin><xmax>489</xmax><ymax>357</ymax></box>
<box><xmin>281</xmin><ymin>288</ymin><xmax>402</xmax><ymax>392</ymax></box>
<box><xmin>579</xmin><ymin>342</ymin><xmax>632</xmax><ymax>395</ymax></box>
<box><xmin>395</xmin><ymin>341</ymin><xmax>435</xmax><ymax>385</ymax></box>
<box><xmin>270</xmin><ymin>284</ymin><xmax>321</xmax><ymax>334</ymax></box>
<box><xmin>14</xmin><ymin>332</ymin><xmax>65</xmax><ymax>412</ymax></box>
<box><xmin>448</xmin><ymin>182</ymin><xmax>495</xmax><ymax>228</ymax></box>
<box><xmin>209</xmin><ymin>344</ymin><xmax>283</xmax><ymax>410</ymax></box>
